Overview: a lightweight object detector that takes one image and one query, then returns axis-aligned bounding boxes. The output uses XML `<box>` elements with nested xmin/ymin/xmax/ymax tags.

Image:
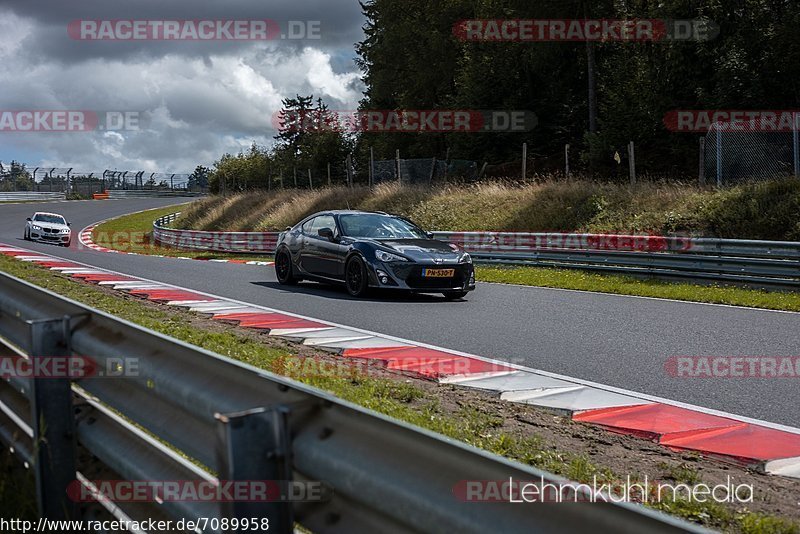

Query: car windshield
<box><xmin>33</xmin><ymin>214</ymin><xmax>66</xmax><ymax>225</ymax></box>
<box><xmin>339</xmin><ymin>214</ymin><xmax>427</xmax><ymax>239</ymax></box>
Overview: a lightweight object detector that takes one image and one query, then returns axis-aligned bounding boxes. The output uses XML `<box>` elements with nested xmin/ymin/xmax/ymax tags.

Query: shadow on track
<box><xmin>250</xmin><ymin>281</ymin><xmax>471</xmax><ymax>304</ymax></box>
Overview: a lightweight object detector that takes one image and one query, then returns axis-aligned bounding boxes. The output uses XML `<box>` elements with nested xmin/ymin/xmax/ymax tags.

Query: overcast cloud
<box><xmin>0</xmin><ymin>0</ymin><xmax>366</xmax><ymax>173</ymax></box>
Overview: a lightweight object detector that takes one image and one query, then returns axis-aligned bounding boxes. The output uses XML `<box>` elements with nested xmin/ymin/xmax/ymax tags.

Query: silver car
<box><xmin>24</xmin><ymin>212</ymin><xmax>72</xmax><ymax>247</ymax></box>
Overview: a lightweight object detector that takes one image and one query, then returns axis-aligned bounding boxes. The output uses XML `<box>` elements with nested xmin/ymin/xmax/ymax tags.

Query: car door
<box><xmin>304</xmin><ymin>215</ymin><xmax>346</xmax><ymax>279</ymax></box>
<box><xmin>297</xmin><ymin>217</ymin><xmax>317</xmax><ymax>274</ymax></box>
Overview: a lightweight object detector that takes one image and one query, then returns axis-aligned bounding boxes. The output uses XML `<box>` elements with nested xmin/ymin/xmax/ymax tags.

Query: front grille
<box><xmin>400</xmin><ymin>265</ymin><xmax>470</xmax><ymax>289</ymax></box>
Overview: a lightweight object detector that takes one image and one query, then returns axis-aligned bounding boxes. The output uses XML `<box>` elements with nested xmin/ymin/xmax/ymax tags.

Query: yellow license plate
<box><xmin>422</xmin><ymin>268</ymin><xmax>455</xmax><ymax>278</ymax></box>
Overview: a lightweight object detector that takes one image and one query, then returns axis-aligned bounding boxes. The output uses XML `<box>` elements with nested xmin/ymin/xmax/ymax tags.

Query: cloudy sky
<box><xmin>0</xmin><ymin>0</ymin><xmax>366</xmax><ymax>173</ymax></box>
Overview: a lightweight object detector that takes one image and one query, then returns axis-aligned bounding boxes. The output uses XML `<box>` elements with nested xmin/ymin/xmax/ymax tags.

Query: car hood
<box><xmin>31</xmin><ymin>222</ymin><xmax>68</xmax><ymax>231</ymax></box>
<box><xmin>375</xmin><ymin>239</ymin><xmax>461</xmax><ymax>261</ymax></box>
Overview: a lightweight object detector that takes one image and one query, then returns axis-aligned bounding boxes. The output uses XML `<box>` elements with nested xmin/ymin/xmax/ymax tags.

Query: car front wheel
<box><xmin>275</xmin><ymin>249</ymin><xmax>298</xmax><ymax>285</ymax></box>
<box><xmin>23</xmin><ymin>228</ymin><xmax>30</xmax><ymax>240</ymax></box>
<box><xmin>345</xmin><ymin>255</ymin><xmax>370</xmax><ymax>297</ymax></box>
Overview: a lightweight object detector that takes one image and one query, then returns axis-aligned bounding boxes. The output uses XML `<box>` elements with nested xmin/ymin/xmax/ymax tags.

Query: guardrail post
<box><xmin>28</xmin><ymin>317</ymin><xmax>78</xmax><ymax>521</ymax></box>
<box><xmin>215</xmin><ymin>406</ymin><xmax>293</xmax><ymax>534</ymax></box>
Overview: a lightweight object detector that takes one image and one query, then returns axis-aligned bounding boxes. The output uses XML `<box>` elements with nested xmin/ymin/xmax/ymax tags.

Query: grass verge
<box><xmin>0</xmin><ymin>254</ymin><xmax>797</xmax><ymax>533</ymax></box>
<box><xmin>477</xmin><ymin>265</ymin><xmax>800</xmax><ymax>312</ymax></box>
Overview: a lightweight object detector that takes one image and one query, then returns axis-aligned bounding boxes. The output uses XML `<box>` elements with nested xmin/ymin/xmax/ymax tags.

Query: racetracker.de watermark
<box><xmin>273</xmin><ymin>110</ymin><xmax>538</xmax><ymax>133</ymax></box>
<box><xmin>68</xmin><ymin>19</ymin><xmax>320</xmax><ymax>41</ymax></box>
<box><xmin>453</xmin><ymin>19</ymin><xmax>719</xmax><ymax>42</ymax></box>
<box><xmin>665</xmin><ymin>356</ymin><xmax>800</xmax><ymax>378</ymax></box>
<box><xmin>0</xmin><ymin>356</ymin><xmax>139</xmax><ymax>378</ymax></box>
<box><xmin>664</xmin><ymin>110</ymin><xmax>800</xmax><ymax>132</ymax></box>
<box><xmin>445</xmin><ymin>232</ymin><xmax>693</xmax><ymax>253</ymax></box>
<box><xmin>0</xmin><ymin>356</ymin><xmax>139</xmax><ymax>380</ymax></box>
<box><xmin>68</xmin><ymin>480</ymin><xmax>331</xmax><ymax>503</ymax></box>
<box><xmin>0</xmin><ymin>111</ymin><xmax>145</xmax><ymax>132</ymax></box>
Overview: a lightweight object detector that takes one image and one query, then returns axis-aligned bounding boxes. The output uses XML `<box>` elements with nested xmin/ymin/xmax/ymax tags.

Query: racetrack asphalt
<box><xmin>2</xmin><ymin>198</ymin><xmax>799</xmax><ymax>427</ymax></box>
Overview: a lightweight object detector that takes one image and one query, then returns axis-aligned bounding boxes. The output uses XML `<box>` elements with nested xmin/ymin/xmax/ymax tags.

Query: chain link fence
<box><xmin>703</xmin><ymin>118</ymin><xmax>800</xmax><ymax>185</ymax></box>
<box><xmin>0</xmin><ymin>164</ymin><xmax>199</xmax><ymax>195</ymax></box>
<box><xmin>372</xmin><ymin>158</ymin><xmax>478</xmax><ymax>185</ymax></box>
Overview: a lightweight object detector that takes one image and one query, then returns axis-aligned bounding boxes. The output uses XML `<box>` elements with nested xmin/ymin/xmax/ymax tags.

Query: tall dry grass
<box><xmin>175</xmin><ymin>179</ymin><xmax>800</xmax><ymax>240</ymax></box>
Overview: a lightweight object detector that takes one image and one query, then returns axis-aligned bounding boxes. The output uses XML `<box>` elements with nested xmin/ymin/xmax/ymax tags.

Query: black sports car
<box><xmin>274</xmin><ymin>210</ymin><xmax>476</xmax><ymax>299</ymax></box>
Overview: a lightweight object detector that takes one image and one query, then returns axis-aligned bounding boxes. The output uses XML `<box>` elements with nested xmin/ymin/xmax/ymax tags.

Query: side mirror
<box><xmin>26</xmin><ymin>217</ymin><xmax>31</xmax><ymax>221</ymax></box>
<box><xmin>426</xmin><ymin>232</ymin><xmax>434</xmax><ymax>239</ymax></box>
<box><xmin>285</xmin><ymin>226</ymin><xmax>292</xmax><ymax>232</ymax></box>
<box><xmin>67</xmin><ymin>222</ymin><xmax>72</xmax><ymax>227</ymax></box>
<box><xmin>318</xmin><ymin>228</ymin><xmax>335</xmax><ymax>241</ymax></box>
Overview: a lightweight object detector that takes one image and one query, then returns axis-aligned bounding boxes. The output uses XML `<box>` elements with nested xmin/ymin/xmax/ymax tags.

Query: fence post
<box><xmin>327</xmin><ymin>163</ymin><xmax>331</xmax><ymax>187</ymax></box>
<box><xmin>716</xmin><ymin>127</ymin><xmax>722</xmax><ymax>187</ymax></box>
<box><xmin>429</xmin><ymin>157</ymin><xmax>438</xmax><ymax>183</ymax></box>
<box><xmin>293</xmin><ymin>166</ymin><xmax>297</xmax><ymax>188</ymax></box>
<box><xmin>308</xmin><ymin>168</ymin><xmax>313</xmax><ymax>190</ymax></box>
<box><xmin>215</xmin><ymin>407</ymin><xmax>294</xmax><ymax>533</ymax></box>
<box><xmin>699</xmin><ymin>137</ymin><xmax>706</xmax><ymax>186</ymax></box>
<box><xmin>170</xmin><ymin>174</ymin><xmax>175</xmax><ymax>191</ymax></box>
<box><xmin>627</xmin><ymin>141</ymin><xmax>636</xmax><ymax>186</ymax></box>
<box><xmin>369</xmin><ymin>147</ymin><xmax>374</xmax><ymax>187</ymax></box>
<box><xmin>395</xmin><ymin>149</ymin><xmax>401</xmax><ymax>182</ymax></box>
<box><xmin>793</xmin><ymin>112</ymin><xmax>799</xmax><ymax>178</ymax></box>
<box><xmin>521</xmin><ymin>143</ymin><xmax>527</xmax><ymax>179</ymax></box>
<box><xmin>347</xmin><ymin>154</ymin><xmax>354</xmax><ymax>187</ymax></box>
<box><xmin>565</xmin><ymin>144</ymin><xmax>570</xmax><ymax>179</ymax></box>
<box><xmin>28</xmin><ymin>317</ymin><xmax>78</xmax><ymax>521</ymax></box>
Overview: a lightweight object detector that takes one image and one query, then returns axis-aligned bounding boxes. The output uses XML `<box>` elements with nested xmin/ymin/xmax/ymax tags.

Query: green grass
<box><xmin>477</xmin><ymin>265</ymin><xmax>800</xmax><ymax>312</ymax></box>
<box><xmin>0</xmin><ymin>254</ymin><xmax>796</xmax><ymax>533</ymax></box>
<box><xmin>91</xmin><ymin>204</ymin><xmax>273</xmax><ymax>261</ymax></box>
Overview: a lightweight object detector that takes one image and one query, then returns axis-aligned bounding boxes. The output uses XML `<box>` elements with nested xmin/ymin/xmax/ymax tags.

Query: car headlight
<box><xmin>31</xmin><ymin>225</ymin><xmax>41</xmax><ymax>231</ymax></box>
<box><xmin>61</xmin><ymin>228</ymin><xmax>71</xmax><ymax>234</ymax></box>
<box><xmin>375</xmin><ymin>250</ymin><xmax>408</xmax><ymax>262</ymax></box>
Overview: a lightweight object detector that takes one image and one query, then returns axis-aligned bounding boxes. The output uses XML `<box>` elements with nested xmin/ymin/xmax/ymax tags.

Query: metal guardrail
<box><xmin>154</xmin><ymin>213</ymin><xmax>278</xmax><ymax>253</ymax></box>
<box><xmin>154</xmin><ymin>214</ymin><xmax>800</xmax><ymax>289</ymax></box>
<box><xmin>0</xmin><ymin>271</ymin><xmax>696</xmax><ymax>533</ymax></box>
<box><xmin>107</xmin><ymin>190</ymin><xmax>206</xmax><ymax>199</ymax></box>
<box><xmin>435</xmin><ymin>231</ymin><xmax>800</xmax><ymax>288</ymax></box>
<box><xmin>0</xmin><ymin>192</ymin><xmax>66</xmax><ymax>201</ymax></box>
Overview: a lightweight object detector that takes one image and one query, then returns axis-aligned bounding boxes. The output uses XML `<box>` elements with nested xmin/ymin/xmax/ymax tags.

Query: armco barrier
<box><xmin>153</xmin><ymin>213</ymin><xmax>278</xmax><ymax>253</ymax></box>
<box><xmin>0</xmin><ymin>270</ymin><xmax>696</xmax><ymax>533</ymax></box>
<box><xmin>107</xmin><ymin>190</ymin><xmax>206</xmax><ymax>199</ymax></box>
<box><xmin>0</xmin><ymin>191</ymin><xmax>65</xmax><ymax>202</ymax></box>
<box><xmin>153</xmin><ymin>214</ymin><xmax>800</xmax><ymax>288</ymax></box>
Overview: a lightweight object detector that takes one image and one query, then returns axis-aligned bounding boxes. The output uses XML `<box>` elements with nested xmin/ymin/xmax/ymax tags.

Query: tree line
<box><xmin>209</xmin><ymin>0</ymin><xmax>800</xmax><ymax>191</ymax></box>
